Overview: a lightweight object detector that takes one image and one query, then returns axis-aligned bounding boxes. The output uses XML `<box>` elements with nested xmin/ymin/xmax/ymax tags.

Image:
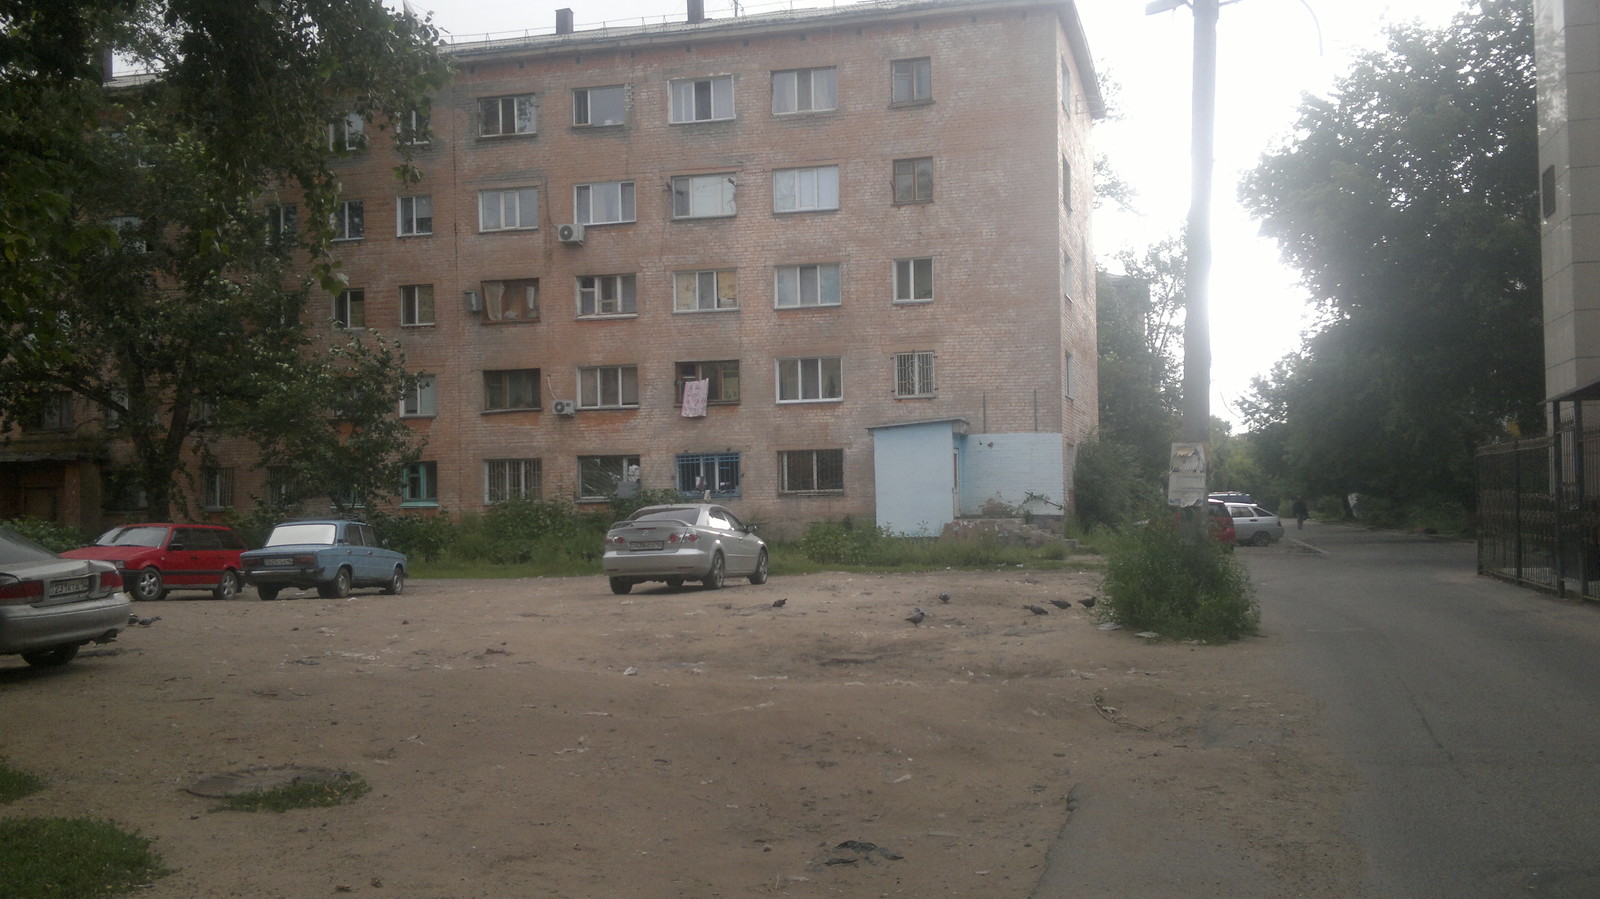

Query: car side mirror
<box><xmin>167</xmin><ymin>543</ymin><xmax>185</xmax><ymax>552</ymax></box>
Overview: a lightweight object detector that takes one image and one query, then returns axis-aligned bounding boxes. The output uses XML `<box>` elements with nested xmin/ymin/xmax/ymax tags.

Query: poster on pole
<box><xmin>1167</xmin><ymin>442</ymin><xmax>1208</xmax><ymax>507</ymax></box>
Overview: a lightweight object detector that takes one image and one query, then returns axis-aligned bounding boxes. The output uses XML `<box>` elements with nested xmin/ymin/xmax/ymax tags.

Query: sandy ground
<box><xmin>0</xmin><ymin>565</ymin><xmax>1363</xmax><ymax>898</ymax></box>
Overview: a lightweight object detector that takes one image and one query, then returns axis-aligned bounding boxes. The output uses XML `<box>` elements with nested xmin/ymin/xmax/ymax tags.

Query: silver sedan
<box><xmin>603</xmin><ymin>504</ymin><xmax>768</xmax><ymax>594</ymax></box>
<box><xmin>1227</xmin><ymin>503</ymin><xmax>1286</xmax><ymax>546</ymax></box>
<box><xmin>0</xmin><ymin>528</ymin><xmax>130</xmax><ymax>667</ymax></box>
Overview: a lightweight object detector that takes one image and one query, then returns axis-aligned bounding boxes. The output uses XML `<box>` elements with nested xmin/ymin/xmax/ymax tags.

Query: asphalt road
<box><xmin>1248</xmin><ymin>522</ymin><xmax>1600</xmax><ymax>897</ymax></box>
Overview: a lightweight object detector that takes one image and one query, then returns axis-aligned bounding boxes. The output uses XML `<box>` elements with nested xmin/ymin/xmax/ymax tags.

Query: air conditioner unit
<box><xmin>556</xmin><ymin>223</ymin><xmax>585</xmax><ymax>245</ymax></box>
<box><xmin>551</xmin><ymin>399</ymin><xmax>577</xmax><ymax>416</ymax></box>
<box><xmin>464</xmin><ymin>290</ymin><xmax>482</xmax><ymax>313</ymax></box>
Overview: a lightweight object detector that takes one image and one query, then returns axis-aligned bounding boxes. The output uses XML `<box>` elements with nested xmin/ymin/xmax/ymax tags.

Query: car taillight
<box><xmin>667</xmin><ymin>531</ymin><xmax>698</xmax><ymax>544</ymax></box>
<box><xmin>0</xmin><ymin>579</ymin><xmax>42</xmax><ymax>604</ymax></box>
<box><xmin>99</xmin><ymin>570</ymin><xmax>124</xmax><ymax>590</ymax></box>
<box><xmin>607</xmin><ymin>536</ymin><xmax>625</xmax><ymax>546</ymax></box>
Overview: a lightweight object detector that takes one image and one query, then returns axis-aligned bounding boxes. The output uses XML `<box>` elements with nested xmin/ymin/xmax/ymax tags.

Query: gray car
<box><xmin>603</xmin><ymin>503</ymin><xmax>768</xmax><ymax>594</ymax></box>
<box><xmin>240</xmin><ymin>519</ymin><xmax>407</xmax><ymax>601</ymax></box>
<box><xmin>0</xmin><ymin>527</ymin><xmax>131</xmax><ymax>667</ymax></box>
<box><xmin>1227</xmin><ymin>503</ymin><xmax>1286</xmax><ymax>546</ymax></box>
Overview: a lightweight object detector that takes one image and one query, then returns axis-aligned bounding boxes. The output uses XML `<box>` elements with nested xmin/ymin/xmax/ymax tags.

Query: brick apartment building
<box><xmin>3</xmin><ymin>0</ymin><xmax>1102</xmax><ymax>538</ymax></box>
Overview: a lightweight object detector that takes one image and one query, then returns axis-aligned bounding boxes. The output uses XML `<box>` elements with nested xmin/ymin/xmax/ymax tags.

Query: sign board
<box><xmin>1167</xmin><ymin>442</ymin><xmax>1208</xmax><ymax>507</ymax></box>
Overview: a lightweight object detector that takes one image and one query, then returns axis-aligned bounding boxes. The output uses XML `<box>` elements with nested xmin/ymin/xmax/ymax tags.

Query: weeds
<box><xmin>1102</xmin><ymin>515</ymin><xmax>1258</xmax><ymax>643</ymax></box>
<box><xmin>211</xmin><ymin>774</ymin><xmax>371</xmax><ymax>813</ymax></box>
<box><xmin>0</xmin><ymin>759</ymin><xmax>47</xmax><ymax>803</ymax></box>
<box><xmin>0</xmin><ymin>817</ymin><xmax>166</xmax><ymax>899</ymax></box>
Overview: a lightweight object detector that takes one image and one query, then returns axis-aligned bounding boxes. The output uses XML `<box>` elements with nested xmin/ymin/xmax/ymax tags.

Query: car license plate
<box><xmin>631</xmin><ymin>541</ymin><xmax>664</xmax><ymax>551</ymax></box>
<box><xmin>263</xmin><ymin>558</ymin><xmax>294</xmax><ymax>567</ymax></box>
<box><xmin>49</xmin><ymin>577</ymin><xmax>90</xmax><ymax>597</ymax></box>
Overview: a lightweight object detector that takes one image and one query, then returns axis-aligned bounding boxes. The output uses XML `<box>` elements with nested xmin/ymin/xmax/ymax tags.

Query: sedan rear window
<box><xmin>0</xmin><ymin>529</ymin><xmax>57</xmax><ymax>565</ymax></box>
<box><xmin>266</xmin><ymin>524</ymin><xmax>338</xmax><ymax>546</ymax></box>
<box><xmin>633</xmin><ymin>509</ymin><xmax>697</xmax><ymax>526</ymax></box>
<box><xmin>96</xmin><ymin>526</ymin><xmax>168</xmax><ymax>548</ymax></box>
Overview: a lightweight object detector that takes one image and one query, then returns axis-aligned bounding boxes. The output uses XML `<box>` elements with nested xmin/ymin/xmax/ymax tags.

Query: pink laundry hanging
<box><xmin>681</xmin><ymin>378</ymin><xmax>710</xmax><ymax>417</ymax></box>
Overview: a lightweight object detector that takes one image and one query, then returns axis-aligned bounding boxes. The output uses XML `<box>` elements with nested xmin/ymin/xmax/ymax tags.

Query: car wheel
<box><xmin>702</xmin><ymin>552</ymin><xmax>725</xmax><ymax>590</ymax></box>
<box><xmin>665</xmin><ymin>578</ymin><xmax>684</xmax><ymax>590</ymax></box>
<box><xmin>21</xmin><ymin>644</ymin><xmax>79</xmax><ymax>667</ymax></box>
<box><xmin>381</xmin><ymin>566</ymin><xmax>405</xmax><ymax>595</ymax></box>
<box><xmin>257</xmin><ymin>586</ymin><xmax>281</xmax><ymax>601</ymax></box>
<box><xmin>319</xmin><ymin>567</ymin><xmax>353</xmax><ymax>599</ymax></box>
<box><xmin>213</xmin><ymin>569</ymin><xmax>241</xmax><ymax>601</ymax></box>
<box><xmin>1252</xmin><ymin>531</ymin><xmax>1273</xmax><ymax>547</ymax></box>
<box><xmin>749</xmin><ymin>549</ymin><xmax>769</xmax><ymax>585</ymax></box>
<box><xmin>133</xmin><ymin>567</ymin><xmax>165</xmax><ymax>602</ymax></box>
<box><xmin>609</xmin><ymin>577</ymin><xmax>633</xmax><ymax>595</ymax></box>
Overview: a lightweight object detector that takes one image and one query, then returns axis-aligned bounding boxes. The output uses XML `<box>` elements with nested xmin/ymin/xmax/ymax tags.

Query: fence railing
<box><xmin>1477</xmin><ymin>423</ymin><xmax>1600</xmax><ymax>600</ymax></box>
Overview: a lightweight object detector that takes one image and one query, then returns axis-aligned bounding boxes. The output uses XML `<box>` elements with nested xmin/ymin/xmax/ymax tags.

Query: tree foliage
<box><xmin>0</xmin><ymin>0</ymin><xmax>451</xmax><ymax>518</ymax></box>
<box><xmin>1237</xmin><ymin>0</ymin><xmax>1541</xmax><ymax>507</ymax></box>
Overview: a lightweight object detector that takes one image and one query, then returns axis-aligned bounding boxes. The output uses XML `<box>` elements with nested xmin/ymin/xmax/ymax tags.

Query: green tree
<box><xmin>1238</xmin><ymin>0</ymin><xmax>1541</xmax><ymax>508</ymax></box>
<box><xmin>0</xmin><ymin>1</ymin><xmax>451</xmax><ymax>518</ymax></box>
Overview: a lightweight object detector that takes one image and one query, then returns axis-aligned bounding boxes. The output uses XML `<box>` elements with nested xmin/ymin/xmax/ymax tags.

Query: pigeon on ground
<box><xmin>1047</xmin><ymin>599</ymin><xmax>1072</xmax><ymax>610</ymax></box>
<box><xmin>772</xmin><ymin>597</ymin><xmax>787</xmax><ymax>608</ymax></box>
<box><xmin>1023</xmin><ymin>604</ymin><xmax>1049</xmax><ymax>616</ymax></box>
<box><xmin>937</xmin><ymin>593</ymin><xmax>951</xmax><ymax>603</ymax></box>
<box><xmin>905</xmin><ymin>607</ymin><xmax>927</xmax><ymax>626</ymax></box>
<box><xmin>128</xmin><ymin>615</ymin><xmax>161</xmax><ymax>627</ymax></box>
<box><xmin>1079</xmin><ymin>597</ymin><xmax>1097</xmax><ymax>609</ymax></box>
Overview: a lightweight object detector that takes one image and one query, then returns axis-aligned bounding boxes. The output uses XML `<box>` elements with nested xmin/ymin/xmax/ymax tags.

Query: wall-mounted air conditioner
<box><xmin>464</xmin><ymin>290</ymin><xmax>482</xmax><ymax>313</ymax></box>
<box><xmin>556</xmin><ymin>223</ymin><xmax>585</xmax><ymax>245</ymax></box>
<box><xmin>551</xmin><ymin>399</ymin><xmax>577</xmax><ymax>416</ymax></box>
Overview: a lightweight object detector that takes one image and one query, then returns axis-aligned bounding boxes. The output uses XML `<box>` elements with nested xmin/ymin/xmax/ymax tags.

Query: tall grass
<box><xmin>1102</xmin><ymin>514</ymin><xmax>1258</xmax><ymax>643</ymax></box>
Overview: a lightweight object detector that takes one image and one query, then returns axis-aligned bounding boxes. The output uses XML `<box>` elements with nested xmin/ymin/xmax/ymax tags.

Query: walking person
<box><xmin>1292</xmin><ymin>496</ymin><xmax>1309</xmax><ymax>530</ymax></box>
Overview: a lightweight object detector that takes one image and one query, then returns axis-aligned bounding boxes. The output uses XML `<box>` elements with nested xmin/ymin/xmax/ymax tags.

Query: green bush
<box><xmin>365</xmin><ymin>509</ymin><xmax>455</xmax><ymax>561</ymax></box>
<box><xmin>800</xmin><ymin>517</ymin><xmax>891</xmax><ymax>565</ymax></box>
<box><xmin>1073</xmin><ymin>436</ymin><xmax>1163</xmax><ymax>530</ymax></box>
<box><xmin>1</xmin><ymin>517</ymin><xmax>90</xmax><ymax>553</ymax></box>
<box><xmin>0</xmin><ymin>817</ymin><xmax>167</xmax><ymax>899</ymax></box>
<box><xmin>1102</xmin><ymin>513</ymin><xmax>1258</xmax><ymax>643</ymax></box>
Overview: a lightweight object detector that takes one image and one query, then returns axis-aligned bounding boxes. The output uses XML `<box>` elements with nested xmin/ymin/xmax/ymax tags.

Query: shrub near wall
<box><xmin>1103</xmin><ymin>514</ymin><xmax>1259</xmax><ymax>643</ymax></box>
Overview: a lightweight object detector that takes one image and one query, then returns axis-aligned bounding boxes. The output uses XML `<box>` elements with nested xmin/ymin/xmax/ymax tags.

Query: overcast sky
<box><xmin>394</xmin><ymin>0</ymin><xmax>1471</xmax><ymax>426</ymax></box>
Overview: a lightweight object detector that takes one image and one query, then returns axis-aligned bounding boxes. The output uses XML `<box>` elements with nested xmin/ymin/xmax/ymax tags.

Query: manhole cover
<box><xmin>185</xmin><ymin>765</ymin><xmax>354</xmax><ymax>798</ymax></box>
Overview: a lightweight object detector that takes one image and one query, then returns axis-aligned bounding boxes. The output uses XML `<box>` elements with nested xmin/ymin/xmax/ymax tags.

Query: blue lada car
<box><xmin>240</xmin><ymin>519</ymin><xmax>406</xmax><ymax>601</ymax></box>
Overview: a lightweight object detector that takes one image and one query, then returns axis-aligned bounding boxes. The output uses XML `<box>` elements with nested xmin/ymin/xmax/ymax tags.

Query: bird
<box><xmin>771</xmin><ymin>597</ymin><xmax>787</xmax><ymax>608</ymax></box>
<box><xmin>1047</xmin><ymin>599</ymin><xmax>1072</xmax><ymax>610</ymax></box>
<box><xmin>1079</xmin><ymin>597</ymin><xmax>1097</xmax><ymax>609</ymax></box>
<box><xmin>1023</xmin><ymin>604</ymin><xmax>1049</xmax><ymax>616</ymax></box>
<box><xmin>128</xmin><ymin>615</ymin><xmax>161</xmax><ymax>627</ymax></box>
<box><xmin>937</xmin><ymin>592</ymin><xmax>951</xmax><ymax>603</ymax></box>
<box><xmin>905</xmin><ymin>607</ymin><xmax>927</xmax><ymax>625</ymax></box>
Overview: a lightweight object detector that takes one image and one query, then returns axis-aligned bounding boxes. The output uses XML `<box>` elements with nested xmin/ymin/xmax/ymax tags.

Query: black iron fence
<box><xmin>1477</xmin><ymin>422</ymin><xmax>1600</xmax><ymax>600</ymax></box>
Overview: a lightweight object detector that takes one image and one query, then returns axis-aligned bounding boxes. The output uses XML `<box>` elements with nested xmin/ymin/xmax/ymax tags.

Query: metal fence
<box><xmin>1477</xmin><ymin>422</ymin><xmax>1600</xmax><ymax>600</ymax></box>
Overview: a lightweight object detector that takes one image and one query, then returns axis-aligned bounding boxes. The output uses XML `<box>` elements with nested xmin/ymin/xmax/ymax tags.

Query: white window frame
<box><xmin>401</xmin><ymin>374</ymin><xmax>437</xmax><ymax>418</ymax></box>
<box><xmin>480</xmin><ymin>94</ymin><xmax>536</xmax><ymax>136</ymax></box>
<box><xmin>400</xmin><ymin>108</ymin><xmax>431</xmax><ymax>145</ymax></box>
<box><xmin>573</xmin><ymin>85</ymin><xmax>626</xmax><ymax>126</ymax></box>
<box><xmin>400</xmin><ymin>284</ymin><xmax>434</xmax><ymax>326</ymax></box>
<box><xmin>329</xmin><ymin>112</ymin><xmax>364</xmax><ymax>150</ymax></box>
<box><xmin>891</xmin><ymin>57</ymin><xmax>932</xmax><ymax>104</ymax></box>
<box><xmin>574</xmin><ymin>181</ymin><xmax>636</xmax><ymax>225</ymax></box>
<box><xmin>671</xmin><ymin>173</ymin><xmax>736</xmax><ymax>219</ymax></box>
<box><xmin>397</xmin><ymin>194</ymin><xmax>433</xmax><ymax>236</ymax></box>
<box><xmin>673</xmin><ymin>269</ymin><xmax>738</xmax><ymax>312</ymax></box>
<box><xmin>577</xmin><ymin>274</ymin><xmax>637</xmax><ymax>317</ymax></box>
<box><xmin>332</xmin><ymin>200</ymin><xmax>363</xmax><ymax>241</ymax></box>
<box><xmin>669</xmin><ymin>75</ymin><xmax>735</xmax><ymax>123</ymax></box>
<box><xmin>577</xmin><ymin>365</ymin><xmax>639</xmax><ymax>410</ymax></box>
<box><xmin>775</xmin><ymin>263</ymin><xmax>841</xmax><ymax>308</ymax></box>
<box><xmin>894</xmin><ymin>257</ymin><xmax>934</xmax><ymax>303</ymax></box>
<box><xmin>267</xmin><ymin>204</ymin><xmax>297</xmax><ymax>248</ymax></box>
<box><xmin>333</xmin><ymin>289</ymin><xmax>365</xmax><ymax>329</ymax></box>
<box><xmin>772</xmin><ymin>67</ymin><xmax>838</xmax><ymax>114</ymax></box>
<box><xmin>485</xmin><ymin>458</ymin><xmax>542</xmax><ymax>504</ymax></box>
<box><xmin>773</xmin><ymin>165</ymin><xmax>839</xmax><ymax>213</ymax></box>
<box><xmin>776</xmin><ymin>356</ymin><xmax>843</xmax><ymax>403</ymax></box>
<box><xmin>479</xmin><ymin>187</ymin><xmax>539</xmax><ymax>232</ymax></box>
<box><xmin>202</xmin><ymin>466</ymin><xmax>235</xmax><ymax>511</ymax></box>
<box><xmin>894</xmin><ymin>351</ymin><xmax>936</xmax><ymax>398</ymax></box>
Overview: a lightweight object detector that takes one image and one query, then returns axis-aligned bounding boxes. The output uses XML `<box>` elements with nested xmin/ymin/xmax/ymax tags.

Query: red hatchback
<box><xmin>62</xmin><ymin>523</ymin><xmax>249</xmax><ymax>601</ymax></box>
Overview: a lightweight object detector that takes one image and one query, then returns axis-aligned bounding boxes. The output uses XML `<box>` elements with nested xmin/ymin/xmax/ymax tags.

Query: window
<box><xmin>482</xmin><ymin>278</ymin><xmax>539</xmax><ymax>321</ymax></box>
<box><xmin>574</xmin><ymin>85</ymin><xmax>626</xmax><ymax>126</ymax></box>
<box><xmin>674</xmin><ymin>269</ymin><xmax>738</xmax><ymax>312</ymax></box>
<box><xmin>779</xmin><ymin>448</ymin><xmax>844</xmax><ymax>494</ymax></box>
<box><xmin>267</xmin><ymin>204</ymin><xmax>297</xmax><ymax>248</ymax></box>
<box><xmin>332</xmin><ymin>200</ymin><xmax>364</xmax><ymax>241</ymax></box>
<box><xmin>485</xmin><ymin>458</ymin><xmax>542</xmax><ymax>503</ymax></box>
<box><xmin>398</xmin><ymin>195</ymin><xmax>433</xmax><ymax>236</ymax></box>
<box><xmin>772</xmin><ymin>67</ymin><xmax>837</xmax><ymax>114</ymax></box>
<box><xmin>775</xmin><ymin>263</ymin><xmax>841</xmax><ymax>308</ymax></box>
<box><xmin>894</xmin><ymin>257</ymin><xmax>934</xmax><ymax>303</ymax></box>
<box><xmin>333</xmin><ymin>289</ymin><xmax>365</xmax><ymax>329</ymax></box>
<box><xmin>202</xmin><ymin>467</ymin><xmax>234</xmax><ymax>511</ymax></box>
<box><xmin>1062</xmin><ymin>157</ymin><xmax>1072</xmax><ymax>209</ymax></box>
<box><xmin>677</xmin><ymin>452</ymin><xmax>740</xmax><ymax>497</ymax></box>
<box><xmin>1064</xmin><ymin>350</ymin><xmax>1075</xmax><ymax>399</ymax></box>
<box><xmin>893</xmin><ymin>157</ymin><xmax>933</xmax><ymax>204</ymax></box>
<box><xmin>400</xmin><ymin>284</ymin><xmax>434</xmax><ymax>326</ymax></box>
<box><xmin>479</xmin><ymin>187</ymin><xmax>539</xmax><ymax>231</ymax></box>
<box><xmin>484</xmin><ymin>369</ymin><xmax>540</xmax><ymax>411</ymax></box>
<box><xmin>400</xmin><ymin>108</ymin><xmax>431</xmax><ymax>144</ymax></box>
<box><xmin>577</xmin><ymin>274</ymin><xmax>637</xmax><ymax>317</ymax></box>
<box><xmin>670</xmin><ymin>75</ymin><xmax>734</xmax><ymax>123</ymax></box>
<box><xmin>773</xmin><ymin>166</ymin><xmax>839</xmax><ymax>212</ymax></box>
<box><xmin>329</xmin><ymin>112</ymin><xmax>364</xmax><ymax>150</ymax></box>
<box><xmin>578</xmin><ymin>365</ymin><xmax>639</xmax><ymax>409</ymax></box>
<box><xmin>675</xmin><ymin>360</ymin><xmax>740</xmax><ymax>405</ymax></box>
<box><xmin>891</xmin><ymin>57</ymin><xmax>932</xmax><ymax>104</ymax></box>
<box><xmin>672</xmin><ymin>173</ymin><xmax>736</xmax><ymax>219</ymax></box>
<box><xmin>574</xmin><ymin>181</ymin><xmax>636</xmax><ymax>225</ymax></box>
<box><xmin>402</xmin><ymin>461</ymin><xmax>438</xmax><ymax>506</ymax></box>
<box><xmin>28</xmin><ymin>393</ymin><xmax>73</xmax><ymax>431</ymax></box>
<box><xmin>266</xmin><ymin>466</ymin><xmax>299</xmax><ymax>507</ymax></box>
<box><xmin>480</xmin><ymin>94</ymin><xmax>536</xmax><ymax>136</ymax></box>
<box><xmin>579</xmin><ymin>455</ymin><xmax>640</xmax><ymax>501</ymax></box>
<box><xmin>777</xmin><ymin>356</ymin><xmax>842</xmax><ymax>403</ymax></box>
<box><xmin>894</xmin><ymin>351</ymin><xmax>935</xmax><ymax>398</ymax></box>
<box><xmin>1061</xmin><ymin>60</ymin><xmax>1072</xmax><ymax>114</ymax></box>
<box><xmin>401</xmin><ymin>374</ymin><xmax>437</xmax><ymax>417</ymax></box>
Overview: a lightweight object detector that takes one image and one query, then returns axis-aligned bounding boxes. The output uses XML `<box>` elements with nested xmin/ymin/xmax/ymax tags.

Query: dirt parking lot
<box><xmin>0</xmin><ymin>567</ymin><xmax>1362</xmax><ymax>897</ymax></box>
